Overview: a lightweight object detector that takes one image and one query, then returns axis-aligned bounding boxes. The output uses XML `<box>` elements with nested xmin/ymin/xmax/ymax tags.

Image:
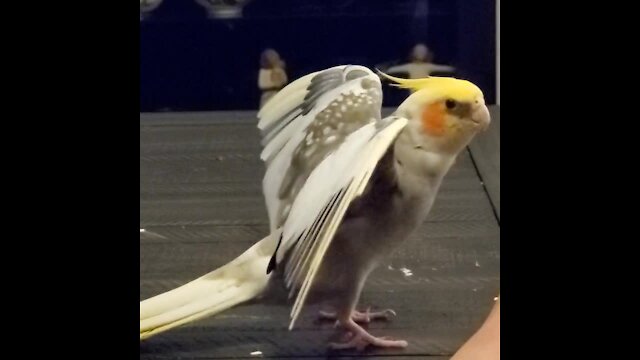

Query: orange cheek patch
<box><xmin>421</xmin><ymin>102</ymin><xmax>446</xmax><ymax>136</ymax></box>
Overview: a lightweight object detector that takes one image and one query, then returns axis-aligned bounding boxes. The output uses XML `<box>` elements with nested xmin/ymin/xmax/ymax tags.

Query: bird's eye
<box><xmin>445</xmin><ymin>99</ymin><xmax>457</xmax><ymax>109</ymax></box>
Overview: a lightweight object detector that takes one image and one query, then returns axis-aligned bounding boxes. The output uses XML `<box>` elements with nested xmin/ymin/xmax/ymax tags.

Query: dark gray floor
<box><xmin>140</xmin><ymin>107</ymin><xmax>501</xmax><ymax>359</ymax></box>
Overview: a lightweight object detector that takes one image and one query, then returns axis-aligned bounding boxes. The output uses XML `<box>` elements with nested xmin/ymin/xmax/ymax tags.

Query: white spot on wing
<box><xmin>324</xmin><ymin>135</ymin><xmax>337</xmax><ymax>144</ymax></box>
<box><xmin>304</xmin><ymin>147</ymin><xmax>316</xmax><ymax>158</ymax></box>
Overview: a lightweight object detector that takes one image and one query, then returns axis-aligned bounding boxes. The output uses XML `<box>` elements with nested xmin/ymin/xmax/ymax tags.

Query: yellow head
<box><xmin>380</xmin><ymin>71</ymin><xmax>491</xmax><ymax>155</ymax></box>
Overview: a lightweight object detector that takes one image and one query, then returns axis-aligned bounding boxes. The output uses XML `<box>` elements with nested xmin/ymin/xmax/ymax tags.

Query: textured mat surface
<box><xmin>140</xmin><ymin>108</ymin><xmax>500</xmax><ymax>359</ymax></box>
<box><xmin>469</xmin><ymin>106</ymin><xmax>500</xmax><ymax>219</ymax></box>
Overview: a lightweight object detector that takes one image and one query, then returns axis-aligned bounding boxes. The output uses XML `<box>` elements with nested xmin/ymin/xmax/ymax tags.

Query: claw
<box><xmin>318</xmin><ymin>307</ymin><xmax>397</xmax><ymax>324</ymax></box>
<box><xmin>328</xmin><ymin>319</ymin><xmax>408</xmax><ymax>350</ymax></box>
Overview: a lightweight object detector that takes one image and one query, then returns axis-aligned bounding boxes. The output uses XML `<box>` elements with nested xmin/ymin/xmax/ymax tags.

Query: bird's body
<box><xmin>291</xmin><ymin>137</ymin><xmax>448</xmax><ymax>306</ymax></box>
<box><xmin>140</xmin><ymin>65</ymin><xmax>490</xmax><ymax>350</ymax></box>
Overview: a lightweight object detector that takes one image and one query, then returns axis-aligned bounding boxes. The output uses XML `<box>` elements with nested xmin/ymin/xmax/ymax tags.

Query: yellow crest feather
<box><xmin>377</xmin><ymin>69</ymin><xmax>483</xmax><ymax>101</ymax></box>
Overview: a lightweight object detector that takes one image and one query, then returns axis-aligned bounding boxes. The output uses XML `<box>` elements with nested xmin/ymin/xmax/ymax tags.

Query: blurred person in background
<box><xmin>385</xmin><ymin>43</ymin><xmax>455</xmax><ymax>79</ymax></box>
<box><xmin>258</xmin><ymin>48</ymin><xmax>288</xmax><ymax>109</ymax></box>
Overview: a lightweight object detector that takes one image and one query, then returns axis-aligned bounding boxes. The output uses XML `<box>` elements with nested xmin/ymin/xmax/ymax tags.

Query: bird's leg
<box><xmin>328</xmin><ymin>318</ymin><xmax>408</xmax><ymax>350</ymax></box>
<box><xmin>318</xmin><ymin>307</ymin><xmax>396</xmax><ymax>324</ymax></box>
<box><xmin>319</xmin><ymin>255</ymin><xmax>404</xmax><ymax>350</ymax></box>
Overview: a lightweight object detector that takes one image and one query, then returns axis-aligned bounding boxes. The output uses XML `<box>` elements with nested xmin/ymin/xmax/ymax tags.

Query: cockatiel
<box><xmin>140</xmin><ymin>65</ymin><xmax>490</xmax><ymax>350</ymax></box>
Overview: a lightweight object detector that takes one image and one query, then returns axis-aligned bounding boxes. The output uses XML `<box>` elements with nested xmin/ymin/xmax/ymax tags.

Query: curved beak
<box><xmin>471</xmin><ymin>104</ymin><xmax>491</xmax><ymax>131</ymax></box>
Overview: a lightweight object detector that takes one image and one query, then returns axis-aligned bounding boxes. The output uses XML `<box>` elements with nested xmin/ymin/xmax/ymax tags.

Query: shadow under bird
<box><xmin>140</xmin><ymin>65</ymin><xmax>491</xmax><ymax>350</ymax></box>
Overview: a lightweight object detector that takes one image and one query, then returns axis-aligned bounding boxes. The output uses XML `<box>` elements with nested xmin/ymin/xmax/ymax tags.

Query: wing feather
<box><xmin>285</xmin><ymin>119</ymin><xmax>407</xmax><ymax>329</ymax></box>
<box><xmin>255</xmin><ymin>65</ymin><xmax>409</xmax><ymax>329</ymax></box>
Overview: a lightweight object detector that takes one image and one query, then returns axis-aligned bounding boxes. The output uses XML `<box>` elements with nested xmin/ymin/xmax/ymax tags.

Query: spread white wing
<box><xmin>257</xmin><ymin>65</ymin><xmax>408</xmax><ymax>329</ymax></box>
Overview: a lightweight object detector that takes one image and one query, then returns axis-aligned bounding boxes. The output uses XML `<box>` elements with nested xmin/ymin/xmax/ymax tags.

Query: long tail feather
<box><xmin>140</xmin><ymin>234</ymin><xmax>277</xmax><ymax>340</ymax></box>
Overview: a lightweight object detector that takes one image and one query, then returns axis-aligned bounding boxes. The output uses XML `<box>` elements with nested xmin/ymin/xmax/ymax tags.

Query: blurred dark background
<box><xmin>140</xmin><ymin>0</ymin><xmax>496</xmax><ymax>111</ymax></box>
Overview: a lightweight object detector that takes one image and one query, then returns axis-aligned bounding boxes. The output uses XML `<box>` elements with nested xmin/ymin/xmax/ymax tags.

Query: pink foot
<box><xmin>318</xmin><ymin>307</ymin><xmax>396</xmax><ymax>324</ymax></box>
<box><xmin>328</xmin><ymin>319</ymin><xmax>408</xmax><ymax>351</ymax></box>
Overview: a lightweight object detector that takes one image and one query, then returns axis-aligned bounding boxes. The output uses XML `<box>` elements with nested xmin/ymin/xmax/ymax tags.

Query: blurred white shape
<box><xmin>387</xmin><ymin>265</ymin><xmax>394</xmax><ymax>270</ymax></box>
<box><xmin>494</xmin><ymin>296</ymin><xmax>499</xmax><ymax>301</ymax></box>
<box><xmin>195</xmin><ymin>0</ymin><xmax>250</xmax><ymax>19</ymax></box>
<box><xmin>140</xmin><ymin>0</ymin><xmax>163</xmax><ymax>21</ymax></box>
<box><xmin>399</xmin><ymin>267</ymin><xmax>413</xmax><ymax>277</ymax></box>
<box><xmin>475</xmin><ymin>260</ymin><xmax>480</xmax><ymax>267</ymax></box>
<box><xmin>250</xmin><ymin>350</ymin><xmax>263</xmax><ymax>356</ymax></box>
<box><xmin>140</xmin><ymin>228</ymin><xmax>168</xmax><ymax>240</ymax></box>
